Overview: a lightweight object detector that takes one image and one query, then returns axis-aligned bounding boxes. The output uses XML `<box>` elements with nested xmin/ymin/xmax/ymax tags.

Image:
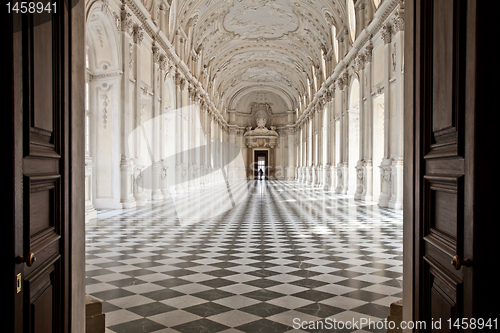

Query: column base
<box><xmin>151</xmin><ymin>190</ymin><xmax>163</xmax><ymax>201</ymax></box>
<box><xmin>121</xmin><ymin>197</ymin><xmax>137</xmax><ymax>209</ymax></box>
<box><xmin>134</xmin><ymin>195</ymin><xmax>147</xmax><ymax>207</ymax></box>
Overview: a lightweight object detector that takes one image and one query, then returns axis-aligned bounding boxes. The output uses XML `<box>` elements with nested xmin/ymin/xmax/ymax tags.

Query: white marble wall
<box><xmin>292</xmin><ymin>0</ymin><xmax>405</xmax><ymax>209</ymax></box>
<box><xmin>85</xmin><ymin>0</ymin><xmax>234</xmax><ymax>220</ymax></box>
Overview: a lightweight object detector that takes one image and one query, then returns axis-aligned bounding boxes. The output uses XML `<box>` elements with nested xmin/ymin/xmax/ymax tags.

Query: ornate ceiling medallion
<box><xmin>223</xmin><ymin>0</ymin><xmax>299</xmax><ymax>39</ymax></box>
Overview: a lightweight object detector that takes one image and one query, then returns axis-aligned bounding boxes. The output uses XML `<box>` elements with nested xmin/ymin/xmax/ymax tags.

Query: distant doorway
<box><xmin>254</xmin><ymin>150</ymin><xmax>268</xmax><ymax>179</ymax></box>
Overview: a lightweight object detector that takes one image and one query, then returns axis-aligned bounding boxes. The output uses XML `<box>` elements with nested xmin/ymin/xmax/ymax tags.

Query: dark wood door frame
<box><xmin>2</xmin><ymin>0</ymin><xmax>86</xmax><ymax>331</ymax></box>
<box><xmin>405</xmin><ymin>0</ymin><xmax>498</xmax><ymax>328</ymax></box>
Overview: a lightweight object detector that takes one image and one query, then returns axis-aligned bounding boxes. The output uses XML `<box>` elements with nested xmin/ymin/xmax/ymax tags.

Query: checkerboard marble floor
<box><xmin>86</xmin><ymin>180</ymin><xmax>403</xmax><ymax>333</ymax></box>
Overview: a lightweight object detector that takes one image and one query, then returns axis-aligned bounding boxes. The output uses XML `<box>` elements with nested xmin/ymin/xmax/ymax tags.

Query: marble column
<box><xmin>247</xmin><ymin>144</ymin><xmax>253</xmax><ymax>180</ymax></box>
<box><xmin>85</xmin><ymin>110</ymin><xmax>97</xmax><ymax>221</ymax></box>
<box><xmin>287</xmin><ymin>126</ymin><xmax>295</xmax><ymax>180</ymax></box>
<box><xmin>389</xmin><ymin>11</ymin><xmax>404</xmax><ymax>210</ymax></box>
<box><xmin>316</xmin><ymin>105</ymin><xmax>323</xmax><ymax>186</ymax></box>
<box><xmin>355</xmin><ymin>54</ymin><xmax>366</xmax><ymax>200</ymax></box>
<box><xmin>119</xmin><ymin>13</ymin><xmax>136</xmax><ymax>208</ymax></box>
<box><xmin>335</xmin><ymin>77</ymin><xmax>346</xmax><ymax>194</ymax></box>
<box><xmin>174</xmin><ymin>71</ymin><xmax>185</xmax><ymax>194</ymax></box>
<box><xmin>186</xmin><ymin>85</ymin><xmax>194</xmax><ymax>191</ymax></box>
<box><xmin>307</xmin><ymin>117</ymin><xmax>313</xmax><ymax>185</ymax></box>
<box><xmin>323</xmin><ymin>90</ymin><xmax>332</xmax><ymax>191</ymax></box>
<box><xmin>311</xmin><ymin>110</ymin><xmax>318</xmax><ymax>186</ymax></box>
<box><xmin>133</xmin><ymin>25</ymin><xmax>147</xmax><ymax>206</ymax></box>
<box><xmin>193</xmin><ymin>95</ymin><xmax>201</xmax><ymax>188</ymax></box>
<box><xmin>329</xmin><ymin>86</ymin><xmax>336</xmax><ymax>191</ymax></box>
<box><xmin>363</xmin><ymin>42</ymin><xmax>374</xmax><ymax>202</ymax></box>
<box><xmin>379</xmin><ymin>24</ymin><xmax>393</xmax><ymax>207</ymax></box>
<box><xmin>160</xmin><ymin>59</ymin><xmax>171</xmax><ymax>199</ymax></box>
<box><xmin>151</xmin><ymin>44</ymin><xmax>163</xmax><ymax>201</ymax></box>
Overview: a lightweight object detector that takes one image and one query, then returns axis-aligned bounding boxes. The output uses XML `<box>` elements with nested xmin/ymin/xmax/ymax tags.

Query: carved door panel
<box><xmin>9</xmin><ymin>2</ymin><xmax>70</xmax><ymax>332</ymax></box>
<box><xmin>412</xmin><ymin>0</ymin><xmax>472</xmax><ymax>329</ymax></box>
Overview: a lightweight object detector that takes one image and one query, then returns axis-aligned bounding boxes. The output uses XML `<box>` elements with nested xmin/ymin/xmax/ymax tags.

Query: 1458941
<box><xmin>447</xmin><ymin>318</ymin><xmax>497</xmax><ymax>330</ymax></box>
<box><xmin>6</xmin><ymin>2</ymin><xmax>56</xmax><ymax>14</ymax></box>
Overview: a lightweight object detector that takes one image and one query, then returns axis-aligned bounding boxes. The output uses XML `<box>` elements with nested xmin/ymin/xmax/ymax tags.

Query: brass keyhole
<box><xmin>16</xmin><ymin>273</ymin><xmax>22</xmax><ymax>293</ymax></box>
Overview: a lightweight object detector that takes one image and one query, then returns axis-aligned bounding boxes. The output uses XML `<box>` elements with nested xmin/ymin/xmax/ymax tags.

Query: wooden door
<box><xmin>409</xmin><ymin>0</ymin><xmax>498</xmax><ymax>329</ymax></box>
<box><xmin>1</xmin><ymin>0</ymin><xmax>81</xmax><ymax>331</ymax></box>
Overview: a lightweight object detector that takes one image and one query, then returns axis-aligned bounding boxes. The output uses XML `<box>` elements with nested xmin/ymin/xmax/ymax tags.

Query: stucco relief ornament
<box><xmin>161</xmin><ymin>166</ymin><xmax>168</xmax><ymax>180</ymax></box>
<box><xmin>158</xmin><ymin>54</ymin><xmax>167</xmax><ymax>71</ymax></box>
<box><xmin>356</xmin><ymin>166</ymin><xmax>364</xmax><ymax>180</ymax></box>
<box><xmin>128</xmin><ymin>43</ymin><xmax>134</xmax><ymax>70</ymax></box>
<box><xmin>382</xmin><ymin>24</ymin><xmax>393</xmax><ymax>44</ymax></box>
<box><xmin>392</xmin><ymin>11</ymin><xmax>405</xmax><ymax>33</ymax></box>
<box><xmin>257</xmin><ymin>116</ymin><xmax>266</xmax><ymax>128</ymax></box>
<box><xmin>133</xmin><ymin>25</ymin><xmax>144</xmax><ymax>44</ymax></box>
<box><xmin>381</xmin><ymin>167</ymin><xmax>392</xmax><ymax>183</ymax></box>
<box><xmin>392</xmin><ymin>44</ymin><xmax>397</xmax><ymax>72</ymax></box>
<box><xmin>356</xmin><ymin>54</ymin><xmax>365</xmax><ymax>70</ymax></box>
<box><xmin>121</xmin><ymin>10</ymin><xmax>133</xmax><ymax>33</ymax></box>
<box><xmin>101</xmin><ymin>93</ymin><xmax>109</xmax><ymax>128</ymax></box>
<box><xmin>101</xmin><ymin>0</ymin><xmax>109</xmax><ymax>12</ymax></box>
<box><xmin>365</xmin><ymin>40</ymin><xmax>373</xmax><ymax>63</ymax></box>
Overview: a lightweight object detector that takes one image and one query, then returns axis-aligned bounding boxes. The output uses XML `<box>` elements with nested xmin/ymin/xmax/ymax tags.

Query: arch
<box><xmin>348</xmin><ymin>77</ymin><xmax>360</xmax><ymax>110</ymax></box>
<box><xmin>168</xmin><ymin>0</ymin><xmax>177</xmax><ymax>42</ymax></box>
<box><xmin>347</xmin><ymin>0</ymin><xmax>356</xmax><ymax>43</ymax></box>
<box><xmin>332</xmin><ymin>25</ymin><xmax>339</xmax><ymax>63</ymax></box>
<box><xmin>163</xmin><ymin>73</ymin><xmax>176</xmax><ymax>111</ymax></box>
<box><xmin>85</xmin><ymin>1</ymin><xmax>124</xmax><ymax>209</ymax></box>
<box><xmin>228</xmin><ymin>85</ymin><xmax>295</xmax><ymax>112</ymax></box>
<box><xmin>86</xmin><ymin>2</ymin><xmax>122</xmax><ymax>71</ymax></box>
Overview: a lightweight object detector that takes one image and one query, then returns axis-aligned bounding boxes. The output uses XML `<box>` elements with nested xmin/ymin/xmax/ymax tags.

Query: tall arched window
<box><xmin>331</xmin><ymin>25</ymin><xmax>338</xmax><ymax>63</ymax></box>
<box><xmin>373</xmin><ymin>0</ymin><xmax>381</xmax><ymax>8</ymax></box>
<box><xmin>347</xmin><ymin>0</ymin><xmax>356</xmax><ymax>43</ymax></box>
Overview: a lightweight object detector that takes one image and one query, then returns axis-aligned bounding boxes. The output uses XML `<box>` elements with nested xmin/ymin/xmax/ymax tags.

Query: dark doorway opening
<box><xmin>254</xmin><ymin>150</ymin><xmax>268</xmax><ymax>180</ymax></box>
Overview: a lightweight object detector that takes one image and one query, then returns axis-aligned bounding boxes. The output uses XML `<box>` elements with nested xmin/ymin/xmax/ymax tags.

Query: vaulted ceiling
<box><xmin>176</xmin><ymin>0</ymin><xmax>349</xmax><ymax>116</ymax></box>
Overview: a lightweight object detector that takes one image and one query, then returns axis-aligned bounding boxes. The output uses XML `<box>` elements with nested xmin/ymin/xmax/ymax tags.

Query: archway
<box><xmin>85</xmin><ymin>3</ymin><xmax>122</xmax><ymax>212</ymax></box>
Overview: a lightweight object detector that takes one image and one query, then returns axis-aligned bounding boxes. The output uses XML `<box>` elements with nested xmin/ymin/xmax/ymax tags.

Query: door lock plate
<box><xmin>16</xmin><ymin>273</ymin><xmax>21</xmax><ymax>293</ymax></box>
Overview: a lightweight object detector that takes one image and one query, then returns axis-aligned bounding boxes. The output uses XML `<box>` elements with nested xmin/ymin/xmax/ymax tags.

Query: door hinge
<box><xmin>16</xmin><ymin>273</ymin><xmax>22</xmax><ymax>293</ymax></box>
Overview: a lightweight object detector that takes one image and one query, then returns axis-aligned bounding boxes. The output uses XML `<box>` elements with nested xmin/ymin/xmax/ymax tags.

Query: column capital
<box><xmin>364</xmin><ymin>40</ymin><xmax>373</xmax><ymax>62</ymax></box>
<box><xmin>356</xmin><ymin>54</ymin><xmax>366</xmax><ymax>70</ymax></box>
<box><xmin>381</xmin><ymin>24</ymin><xmax>393</xmax><ymax>44</ymax></box>
<box><xmin>133</xmin><ymin>25</ymin><xmax>144</xmax><ymax>44</ymax></box>
<box><xmin>175</xmin><ymin>71</ymin><xmax>186</xmax><ymax>90</ymax></box>
<box><xmin>158</xmin><ymin>54</ymin><xmax>167</xmax><ymax>70</ymax></box>
<box><xmin>392</xmin><ymin>10</ymin><xmax>405</xmax><ymax>33</ymax></box>
<box><xmin>120</xmin><ymin>8</ymin><xmax>133</xmax><ymax>33</ymax></box>
<box><xmin>152</xmin><ymin>44</ymin><xmax>160</xmax><ymax>63</ymax></box>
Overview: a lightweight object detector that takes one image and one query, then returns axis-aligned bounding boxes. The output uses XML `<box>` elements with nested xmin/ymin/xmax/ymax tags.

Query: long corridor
<box><xmin>85</xmin><ymin>181</ymin><xmax>403</xmax><ymax>333</ymax></box>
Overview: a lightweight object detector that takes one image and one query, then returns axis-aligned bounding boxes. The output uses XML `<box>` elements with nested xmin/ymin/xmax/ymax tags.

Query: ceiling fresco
<box><xmin>175</xmin><ymin>0</ymin><xmax>347</xmax><ymax>115</ymax></box>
